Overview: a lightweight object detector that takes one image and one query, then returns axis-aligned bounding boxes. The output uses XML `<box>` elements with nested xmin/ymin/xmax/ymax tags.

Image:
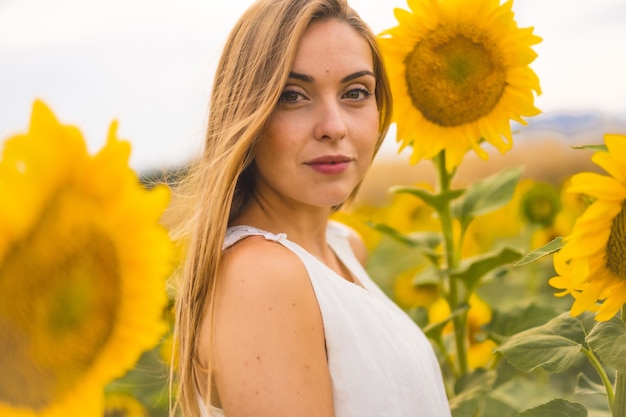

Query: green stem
<box><xmin>612</xmin><ymin>306</ymin><xmax>626</xmax><ymax>417</ymax></box>
<box><xmin>524</xmin><ymin>225</ymin><xmax>539</xmax><ymax>297</ymax></box>
<box><xmin>614</xmin><ymin>363</ymin><xmax>626</xmax><ymax>417</ymax></box>
<box><xmin>456</xmin><ymin>227</ymin><xmax>468</xmax><ymax>260</ymax></box>
<box><xmin>582</xmin><ymin>347</ymin><xmax>614</xmax><ymax>407</ymax></box>
<box><xmin>435</xmin><ymin>152</ymin><xmax>468</xmax><ymax>376</ymax></box>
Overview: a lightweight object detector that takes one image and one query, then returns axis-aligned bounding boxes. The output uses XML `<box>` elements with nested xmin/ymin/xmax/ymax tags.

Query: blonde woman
<box><xmin>172</xmin><ymin>0</ymin><xmax>451</xmax><ymax>416</ymax></box>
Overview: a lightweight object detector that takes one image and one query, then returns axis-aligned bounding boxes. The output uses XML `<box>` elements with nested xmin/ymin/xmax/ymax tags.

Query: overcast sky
<box><xmin>1</xmin><ymin>0</ymin><xmax>625</xmax><ymax>171</ymax></box>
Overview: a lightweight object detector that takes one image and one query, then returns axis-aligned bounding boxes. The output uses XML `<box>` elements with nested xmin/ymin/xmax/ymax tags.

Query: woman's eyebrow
<box><xmin>341</xmin><ymin>70</ymin><xmax>375</xmax><ymax>83</ymax></box>
<box><xmin>287</xmin><ymin>70</ymin><xmax>375</xmax><ymax>83</ymax></box>
<box><xmin>288</xmin><ymin>71</ymin><xmax>314</xmax><ymax>82</ymax></box>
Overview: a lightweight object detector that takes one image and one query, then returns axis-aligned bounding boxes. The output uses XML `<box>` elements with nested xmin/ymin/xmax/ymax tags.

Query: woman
<box><xmin>172</xmin><ymin>0</ymin><xmax>451</xmax><ymax>416</ymax></box>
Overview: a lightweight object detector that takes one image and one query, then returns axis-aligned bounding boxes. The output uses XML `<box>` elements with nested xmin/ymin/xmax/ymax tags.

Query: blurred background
<box><xmin>2</xmin><ymin>3</ymin><xmax>624</xmax><ymax>415</ymax></box>
<box><xmin>1</xmin><ymin>0</ymin><xmax>625</xmax><ymax>185</ymax></box>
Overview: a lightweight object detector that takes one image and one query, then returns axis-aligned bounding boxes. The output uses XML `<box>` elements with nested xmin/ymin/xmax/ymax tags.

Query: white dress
<box><xmin>200</xmin><ymin>222</ymin><xmax>451</xmax><ymax>417</ymax></box>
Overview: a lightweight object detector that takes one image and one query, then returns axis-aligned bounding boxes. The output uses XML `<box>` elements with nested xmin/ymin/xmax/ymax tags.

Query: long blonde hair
<box><xmin>171</xmin><ymin>0</ymin><xmax>392</xmax><ymax>415</ymax></box>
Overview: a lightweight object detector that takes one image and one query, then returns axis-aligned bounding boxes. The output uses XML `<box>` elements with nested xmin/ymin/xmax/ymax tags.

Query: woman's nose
<box><xmin>314</xmin><ymin>101</ymin><xmax>347</xmax><ymax>141</ymax></box>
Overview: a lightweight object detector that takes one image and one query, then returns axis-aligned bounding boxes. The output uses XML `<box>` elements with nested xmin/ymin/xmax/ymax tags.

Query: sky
<box><xmin>0</xmin><ymin>0</ymin><xmax>625</xmax><ymax>172</ymax></box>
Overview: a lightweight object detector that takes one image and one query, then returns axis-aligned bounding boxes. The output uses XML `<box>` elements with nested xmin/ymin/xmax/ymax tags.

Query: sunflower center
<box><xmin>0</xmin><ymin>190</ymin><xmax>121</xmax><ymax>410</ymax></box>
<box><xmin>606</xmin><ymin>200</ymin><xmax>626</xmax><ymax>279</ymax></box>
<box><xmin>404</xmin><ymin>24</ymin><xmax>507</xmax><ymax>127</ymax></box>
<box><xmin>521</xmin><ymin>184</ymin><xmax>561</xmax><ymax>227</ymax></box>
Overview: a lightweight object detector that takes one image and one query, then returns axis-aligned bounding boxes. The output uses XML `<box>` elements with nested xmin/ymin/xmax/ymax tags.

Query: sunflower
<box><xmin>520</xmin><ymin>182</ymin><xmax>562</xmax><ymax>228</ymax></box>
<box><xmin>549</xmin><ymin>134</ymin><xmax>626</xmax><ymax>321</ymax></box>
<box><xmin>0</xmin><ymin>100</ymin><xmax>173</xmax><ymax>416</ymax></box>
<box><xmin>530</xmin><ymin>177</ymin><xmax>587</xmax><ymax>249</ymax></box>
<box><xmin>378</xmin><ymin>0</ymin><xmax>542</xmax><ymax>171</ymax></box>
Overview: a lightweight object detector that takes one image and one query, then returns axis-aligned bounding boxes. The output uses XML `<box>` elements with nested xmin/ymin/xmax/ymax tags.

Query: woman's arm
<box><xmin>205</xmin><ymin>236</ymin><xmax>334</xmax><ymax>417</ymax></box>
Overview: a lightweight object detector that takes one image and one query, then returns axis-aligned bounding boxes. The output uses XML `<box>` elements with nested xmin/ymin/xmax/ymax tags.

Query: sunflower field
<box><xmin>333</xmin><ymin>140</ymin><xmax>626</xmax><ymax>416</ymax></box>
<box><xmin>1</xmin><ymin>0</ymin><xmax>626</xmax><ymax>416</ymax></box>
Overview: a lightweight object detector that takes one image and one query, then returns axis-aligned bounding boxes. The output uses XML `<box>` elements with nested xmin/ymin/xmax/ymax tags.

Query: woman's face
<box><xmin>254</xmin><ymin>18</ymin><xmax>380</xmax><ymax>211</ymax></box>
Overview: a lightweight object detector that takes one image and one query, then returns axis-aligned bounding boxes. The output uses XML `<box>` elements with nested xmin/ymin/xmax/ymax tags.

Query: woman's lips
<box><xmin>305</xmin><ymin>155</ymin><xmax>352</xmax><ymax>175</ymax></box>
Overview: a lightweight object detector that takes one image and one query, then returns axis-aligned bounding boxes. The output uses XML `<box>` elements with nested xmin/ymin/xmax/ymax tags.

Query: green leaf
<box><xmin>453</xmin><ymin>167</ymin><xmax>522</xmax><ymax>229</ymax></box>
<box><xmin>486</xmin><ymin>303</ymin><xmax>561</xmax><ymax>337</ymax></box>
<box><xmin>454</xmin><ymin>368</ymin><xmax>497</xmax><ymax>395</ymax></box>
<box><xmin>575</xmin><ymin>372</ymin><xmax>606</xmax><ymax>396</ymax></box>
<box><xmin>486</xmin><ymin>377</ymin><xmax>566</xmax><ymax>416</ymax></box>
<box><xmin>497</xmin><ymin>313</ymin><xmax>587</xmax><ymax>373</ymax></box>
<box><xmin>391</xmin><ymin>185</ymin><xmax>465</xmax><ymax>214</ymax></box>
<box><xmin>577</xmin><ymin>311</ymin><xmax>599</xmax><ymax>336</ymax></box>
<box><xmin>366</xmin><ymin>222</ymin><xmax>441</xmax><ymax>259</ymax></box>
<box><xmin>571</xmin><ymin>144</ymin><xmax>608</xmax><ymax>152</ymax></box>
<box><xmin>407</xmin><ymin>232</ymin><xmax>442</xmax><ymax>252</ymax></box>
<box><xmin>586</xmin><ymin>317</ymin><xmax>626</xmax><ymax>373</ymax></box>
<box><xmin>366</xmin><ymin>221</ymin><xmax>418</xmax><ymax>247</ymax></box>
<box><xmin>412</xmin><ymin>265</ymin><xmax>442</xmax><ymax>286</ymax></box>
<box><xmin>450</xmin><ymin>369</ymin><xmax>497</xmax><ymax>417</ymax></box>
<box><xmin>515</xmin><ymin>237</ymin><xmax>564</xmax><ymax>266</ymax></box>
<box><xmin>451</xmin><ymin>246</ymin><xmax>522</xmax><ymax>292</ymax></box>
<box><xmin>515</xmin><ymin>399</ymin><xmax>587</xmax><ymax>417</ymax></box>
<box><xmin>499</xmin><ymin>335</ymin><xmax>581</xmax><ymax>373</ymax></box>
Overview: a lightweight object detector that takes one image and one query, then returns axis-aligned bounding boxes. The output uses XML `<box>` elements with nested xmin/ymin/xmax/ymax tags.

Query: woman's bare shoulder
<box><xmin>219</xmin><ymin>235</ymin><xmax>308</xmax><ymax>291</ymax></box>
<box><xmin>207</xmin><ymin>236</ymin><xmax>333</xmax><ymax>415</ymax></box>
<box><xmin>214</xmin><ymin>235</ymin><xmax>318</xmax><ymax>336</ymax></box>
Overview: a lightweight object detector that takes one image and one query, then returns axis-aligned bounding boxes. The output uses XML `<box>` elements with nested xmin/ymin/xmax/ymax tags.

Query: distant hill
<box><xmin>514</xmin><ymin>110</ymin><xmax>626</xmax><ymax>143</ymax></box>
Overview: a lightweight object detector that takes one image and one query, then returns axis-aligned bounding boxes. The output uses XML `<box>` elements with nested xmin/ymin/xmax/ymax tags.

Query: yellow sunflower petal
<box><xmin>563</xmin><ymin>228</ymin><xmax>609</xmax><ymax>259</ymax></box>
<box><xmin>596</xmin><ymin>280</ymin><xmax>626</xmax><ymax>321</ymax></box>
<box><xmin>566</xmin><ymin>195</ymin><xmax>614</xmax><ymax>223</ymax></box>
<box><xmin>548</xmin><ymin>276</ymin><xmax>575</xmax><ymax>297</ymax></box>
<box><xmin>570</xmin><ymin>282</ymin><xmax>603</xmax><ymax>316</ymax></box>
<box><xmin>0</xmin><ymin>100</ymin><xmax>87</xmax><ymax>254</ymax></box>
<box><xmin>592</xmin><ymin>134</ymin><xmax>626</xmax><ymax>184</ymax></box>
<box><xmin>550</xmin><ymin>251</ymin><xmax>588</xmax><ymax>292</ymax></box>
<box><xmin>569</xmin><ymin>172</ymin><xmax>626</xmax><ymax>201</ymax></box>
<box><xmin>468</xmin><ymin>340</ymin><xmax>497</xmax><ymax>370</ymax></box>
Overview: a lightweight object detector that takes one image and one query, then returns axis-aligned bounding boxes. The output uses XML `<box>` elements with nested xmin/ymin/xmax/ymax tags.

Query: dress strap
<box><xmin>325</xmin><ymin>221</ymin><xmax>357</xmax><ymax>263</ymax></box>
<box><xmin>325</xmin><ymin>221</ymin><xmax>371</xmax><ymax>285</ymax></box>
<box><xmin>223</xmin><ymin>225</ymin><xmax>287</xmax><ymax>251</ymax></box>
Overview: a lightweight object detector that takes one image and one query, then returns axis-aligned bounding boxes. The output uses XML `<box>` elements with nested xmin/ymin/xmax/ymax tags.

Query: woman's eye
<box><xmin>344</xmin><ymin>88</ymin><xmax>372</xmax><ymax>100</ymax></box>
<box><xmin>279</xmin><ymin>90</ymin><xmax>304</xmax><ymax>103</ymax></box>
